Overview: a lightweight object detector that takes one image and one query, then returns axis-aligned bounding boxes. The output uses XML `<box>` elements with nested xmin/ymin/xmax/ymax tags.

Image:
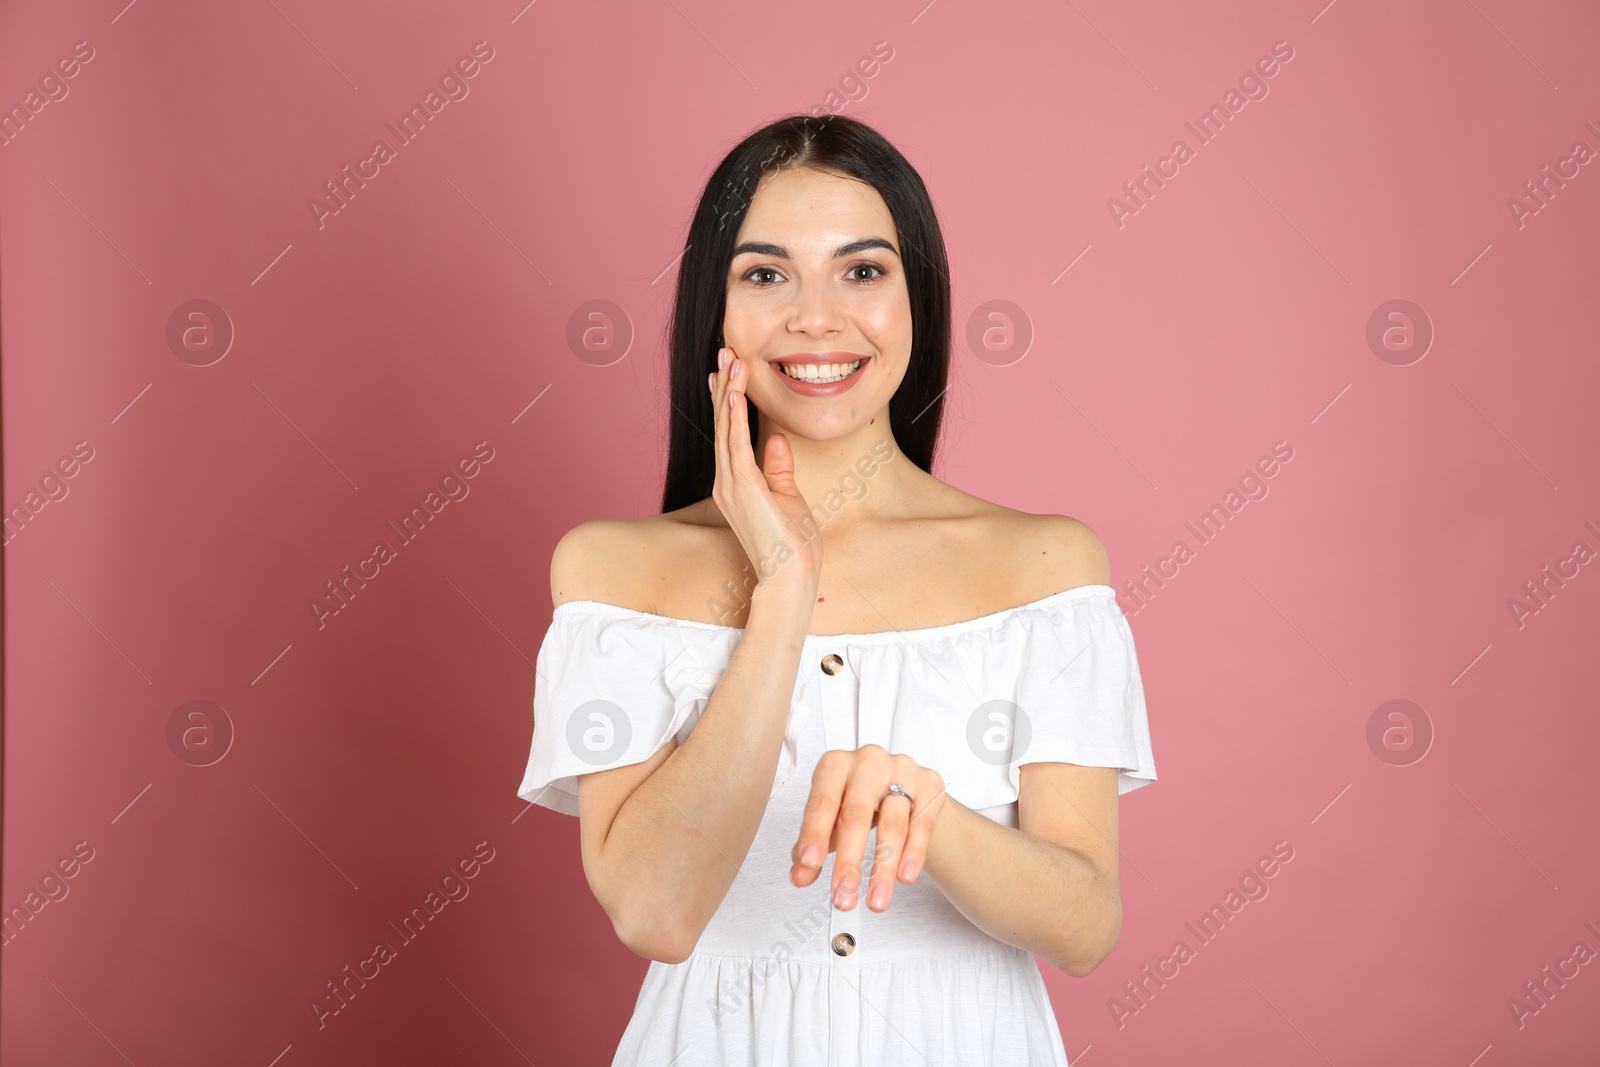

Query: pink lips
<box><xmin>768</xmin><ymin>356</ymin><xmax>871</xmax><ymax>397</ymax></box>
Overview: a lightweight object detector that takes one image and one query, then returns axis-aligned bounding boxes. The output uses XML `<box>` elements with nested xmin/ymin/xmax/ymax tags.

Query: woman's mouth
<box><xmin>780</xmin><ymin>360</ymin><xmax>861</xmax><ymax>383</ymax></box>
<box><xmin>769</xmin><ymin>356</ymin><xmax>870</xmax><ymax>396</ymax></box>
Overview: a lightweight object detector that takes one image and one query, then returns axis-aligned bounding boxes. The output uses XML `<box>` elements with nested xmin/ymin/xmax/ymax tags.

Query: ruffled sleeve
<box><xmin>858</xmin><ymin>586</ymin><xmax>1157</xmax><ymax>813</ymax></box>
<box><xmin>515</xmin><ymin>604</ymin><xmax>738</xmax><ymax>817</ymax></box>
<box><xmin>1008</xmin><ymin>588</ymin><xmax>1157</xmax><ymax>796</ymax></box>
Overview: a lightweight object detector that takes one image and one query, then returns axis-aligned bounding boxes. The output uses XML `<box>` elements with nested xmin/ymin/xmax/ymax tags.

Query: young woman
<box><xmin>518</xmin><ymin>114</ymin><xmax>1157</xmax><ymax>1065</ymax></box>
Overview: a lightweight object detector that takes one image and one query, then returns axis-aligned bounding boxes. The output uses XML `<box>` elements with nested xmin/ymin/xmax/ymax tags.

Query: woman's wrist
<box><xmin>748</xmin><ymin>576</ymin><xmax>817</xmax><ymax>633</ymax></box>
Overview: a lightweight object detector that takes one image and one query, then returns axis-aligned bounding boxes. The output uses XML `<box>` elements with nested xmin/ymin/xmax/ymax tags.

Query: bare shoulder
<box><xmin>549</xmin><ymin>518</ymin><xmax>649</xmax><ymax>610</ymax></box>
<box><xmin>548</xmin><ymin>500</ymin><xmax>727</xmax><ymax>612</ymax></box>
<box><xmin>1014</xmin><ymin>511</ymin><xmax>1112</xmax><ymax>591</ymax></box>
<box><xmin>913</xmin><ymin>478</ymin><xmax>1112</xmax><ymax>599</ymax></box>
<box><xmin>968</xmin><ymin>499</ymin><xmax>1111</xmax><ymax>597</ymax></box>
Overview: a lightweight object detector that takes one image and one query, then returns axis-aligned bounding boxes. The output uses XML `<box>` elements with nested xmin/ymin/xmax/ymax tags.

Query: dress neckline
<box><xmin>550</xmin><ymin>582</ymin><xmax>1118</xmax><ymax>645</ymax></box>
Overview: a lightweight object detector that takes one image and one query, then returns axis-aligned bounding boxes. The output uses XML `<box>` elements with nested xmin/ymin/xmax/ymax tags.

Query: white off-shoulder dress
<box><xmin>517</xmin><ymin>582</ymin><xmax>1157</xmax><ymax>1066</ymax></box>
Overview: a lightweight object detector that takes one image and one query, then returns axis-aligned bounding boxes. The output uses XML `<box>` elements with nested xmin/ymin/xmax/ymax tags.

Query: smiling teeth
<box><xmin>781</xmin><ymin>360</ymin><xmax>862</xmax><ymax>383</ymax></box>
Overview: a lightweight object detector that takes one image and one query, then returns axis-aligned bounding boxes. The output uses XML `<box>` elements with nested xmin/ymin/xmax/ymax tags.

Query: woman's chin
<box><xmin>759</xmin><ymin>416</ymin><xmax>870</xmax><ymax>447</ymax></box>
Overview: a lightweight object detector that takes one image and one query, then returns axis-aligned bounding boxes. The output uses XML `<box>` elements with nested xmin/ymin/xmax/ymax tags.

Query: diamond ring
<box><xmin>884</xmin><ymin>782</ymin><xmax>915</xmax><ymax>807</ymax></box>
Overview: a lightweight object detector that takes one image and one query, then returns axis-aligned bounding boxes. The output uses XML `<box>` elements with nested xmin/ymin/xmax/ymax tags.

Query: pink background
<box><xmin>4</xmin><ymin>0</ymin><xmax>1599</xmax><ymax>1063</ymax></box>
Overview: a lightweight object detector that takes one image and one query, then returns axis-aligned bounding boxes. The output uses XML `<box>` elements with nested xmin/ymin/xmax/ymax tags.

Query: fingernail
<box><xmin>869</xmin><ymin>884</ymin><xmax>887</xmax><ymax>910</ymax></box>
<box><xmin>801</xmin><ymin>843</ymin><xmax>821</xmax><ymax>867</ymax></box>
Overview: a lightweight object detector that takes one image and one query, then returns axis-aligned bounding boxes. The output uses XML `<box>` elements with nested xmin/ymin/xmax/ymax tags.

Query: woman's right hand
<box><xmin>710</xmin><ymin>346</ymin><xmax>823</xmax><ymax>596</ymax></box>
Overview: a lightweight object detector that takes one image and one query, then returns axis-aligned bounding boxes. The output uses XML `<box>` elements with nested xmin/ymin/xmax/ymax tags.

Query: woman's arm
<box><xmin>920</xmin><ymin>762</ymin><xmax>1123</xmax><ymax>977</ymax></box>
<box><xmin>570</xmin><ymin>349</ymin><xmax>823</xmax><ymax>962</ymax></box>
<box><xmin>786</xmin><ymin>745</ymin><xmax>1123</xmax><ymax>977</ymax></box>
<box><xmin>786</xmin><ymin>517</ymin><xmax>1128</xmax><ymax>975</ymax></box>
<box><xmin>910</xmin><ymin>513</ymin><xmax>1125</xmax><ymax>976</ymax></box>
<box><xmin>565</xmin><ymin>545</ymin><xmax>815</xmax><ymax>963</ymax></box>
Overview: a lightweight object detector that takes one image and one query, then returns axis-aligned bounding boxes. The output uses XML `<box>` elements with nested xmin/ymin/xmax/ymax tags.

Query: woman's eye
<box><xmin>742</xmin><ymin>264</ymin><xmax>884</xmax><ymax>286</ymax></box>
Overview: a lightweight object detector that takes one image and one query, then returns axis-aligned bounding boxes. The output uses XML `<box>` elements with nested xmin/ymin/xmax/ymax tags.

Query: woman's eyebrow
<box><xmin>730</xmin><ymin>237</ymin><xmax>900</xmax><ymax>260</ymax></box>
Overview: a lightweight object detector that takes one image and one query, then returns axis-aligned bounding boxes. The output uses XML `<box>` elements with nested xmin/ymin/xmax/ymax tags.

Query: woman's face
<box><xmin>722</xmin><ymin>165</ymin><xmax>912</xmax><ymax>441</ymax></box>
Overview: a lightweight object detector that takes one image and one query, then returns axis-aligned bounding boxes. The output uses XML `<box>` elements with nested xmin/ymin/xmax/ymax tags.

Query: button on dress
<box><xmin>517</xmin><ymin>583</ymin><xmax>1158</xmax><ymax>1066</ymax></box>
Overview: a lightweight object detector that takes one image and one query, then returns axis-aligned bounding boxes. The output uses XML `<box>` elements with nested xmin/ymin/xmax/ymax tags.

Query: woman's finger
<box><xmin>790</xmin><ymin>749</ymin><xmax>850</xmax><ymax>890</ymax></box>
<box><xmin>715</xmin><ymin>348</ymin><xmax>758</xmax><ymax>494</ymax></box>
<box><xmin>864</xmin><ymin>754</ymin><xmax>921</xmax><ymax>912</ymax></box>
<box><xmin>897</xmin><ymin>768</ymin><xmax>946</xmax><ymax>887</ymax></box>
<box><xmin>711</xmin><ymin>347</ymin><xmax>731</xmax><ymax>495</ymax></box>
<box><xmin>828</xmin><ymin>746</ymin><xmax>892</xmax><ymax>911</ymax></box>
<box><xmin>726</xmin><ymin>355</ymin><xmax>758</xmax><ymax>473</ymax></box>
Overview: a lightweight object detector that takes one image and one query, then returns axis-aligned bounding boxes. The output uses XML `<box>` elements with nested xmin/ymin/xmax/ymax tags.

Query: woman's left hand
<box><xmin>789</xmin><ymin>744</ymin><xmax>948</xmax><ymax>912</ymax></box>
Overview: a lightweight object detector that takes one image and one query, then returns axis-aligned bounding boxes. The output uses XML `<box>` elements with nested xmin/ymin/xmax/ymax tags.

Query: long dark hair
<box><xmin>659</xmin><ymin>113</ymin><xmax>952</xmax><ymax>514</ymax></box>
